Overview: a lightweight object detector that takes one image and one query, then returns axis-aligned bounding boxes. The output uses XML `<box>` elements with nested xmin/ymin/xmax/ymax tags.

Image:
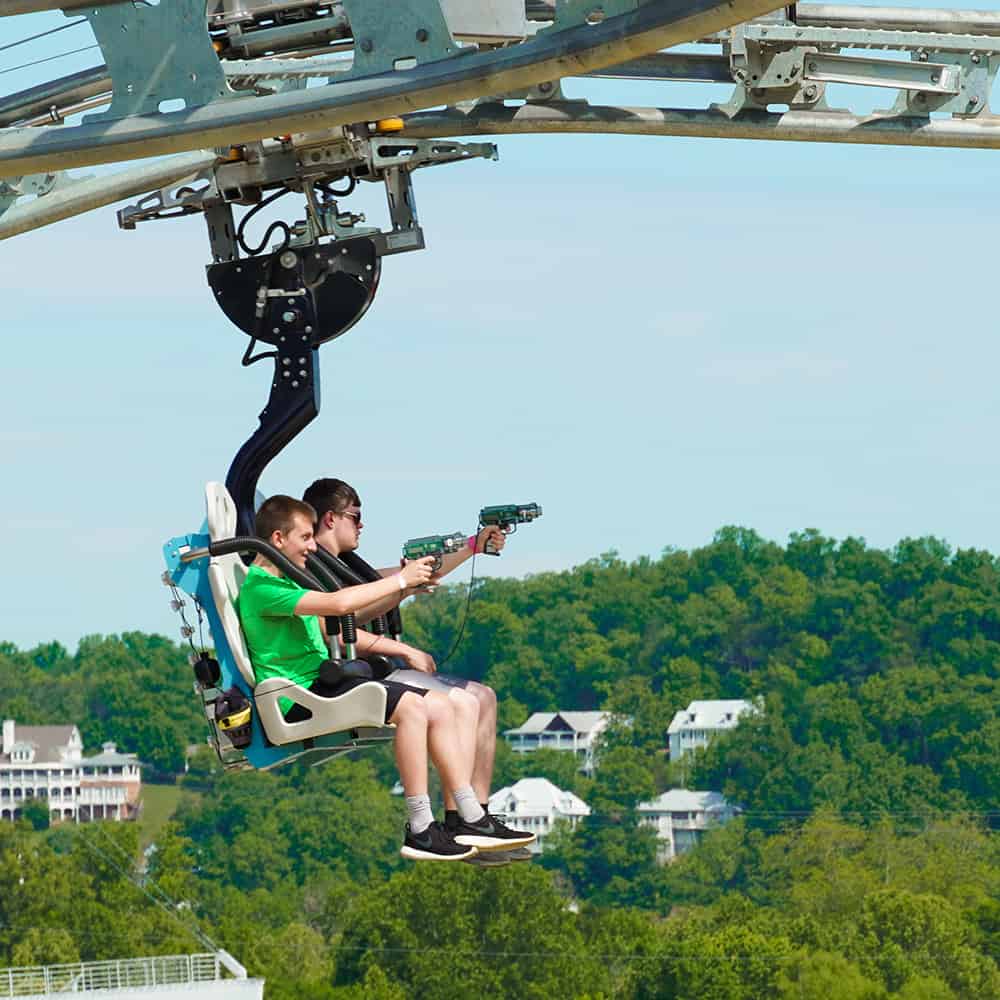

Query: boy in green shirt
<box><xmin>238</xmin><ymin>494</ymin><xmax>534</xmax><ymax>861</ymax></box>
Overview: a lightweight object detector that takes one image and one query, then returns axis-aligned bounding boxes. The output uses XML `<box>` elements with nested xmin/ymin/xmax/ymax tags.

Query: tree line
<box><xmin>1</xmin><ymin>525</ymin><xmax>999</xmax><ymax>996</ymax></box>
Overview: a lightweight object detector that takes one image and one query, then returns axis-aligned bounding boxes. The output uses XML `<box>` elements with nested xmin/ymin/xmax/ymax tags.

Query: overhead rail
<box><xmin>0</xmin><ymin>0</ymin><xmax>785</xmax><ymax>176</ymax></box>
<box><xmin>402</xmin><ymin>101</ymin><xmax>1000</xmax><ymax>150</ymax></box>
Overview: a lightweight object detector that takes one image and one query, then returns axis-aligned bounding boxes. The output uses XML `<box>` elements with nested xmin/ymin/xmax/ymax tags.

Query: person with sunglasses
<box><xmin>302</xmin><ymin>478</ymin><xmax>529</xmax><ymax>860</ymax></box>
<box><xmin>238</xmin><ymin>494</ymin><xmax>534</xmax><ymax>862</ymax></box>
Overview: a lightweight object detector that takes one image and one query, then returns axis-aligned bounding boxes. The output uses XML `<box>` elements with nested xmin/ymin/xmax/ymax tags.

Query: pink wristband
<box><xmin>467</xmin><ymin>535</ymin><xmax>477</xmax><ymax>553</ymax></box>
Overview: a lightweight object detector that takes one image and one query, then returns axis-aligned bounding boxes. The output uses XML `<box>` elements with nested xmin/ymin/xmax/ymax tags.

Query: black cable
<box><xmin>235</xmin><ymin>187</ymin><xmax>292</xmax><ymax>257</ymax></box>
<box><xmin>0</xmin><ymin>18</ymin><xmax>87</xmax><ymax>54</ymax></box>
<box><xmin>0</xmin><ymin>44</ymin><xmax>100</xmax><ymax>76</ymax></box>
<box><xmin>434</xmin><ymin>544</ymin><xmax>479</xmax><ymax>671</ymax></box>
<box><xmin>318</xmin><ymin>174</ymin><xmax>356</xmax><ymax>197</ymax></box>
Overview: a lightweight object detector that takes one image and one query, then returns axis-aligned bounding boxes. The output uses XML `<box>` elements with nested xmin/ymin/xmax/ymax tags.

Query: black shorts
<box><xmin>284</xmin><ymin>659</ymin><xmax>427</xmax><ymax>725</ymax></box>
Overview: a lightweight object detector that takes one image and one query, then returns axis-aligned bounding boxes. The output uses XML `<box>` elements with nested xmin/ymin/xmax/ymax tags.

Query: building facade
<box><xmin>503</xmin><ymin>711</ymin><xmax>611</xmax><ymax>773</ymax></box>
<box><xmin>0</xmin><ymin>720</ymin><xmax>142</xmax><ymax>824</ymax></box>
<box><xmin>488</xmin><ymin>777</ymin><xmax>591</xmax><ymax>855</ymax></box>
<box><xmin>637</xmin><ymin>789</ymin><xmax>739</xmax><ymax>862</ymax></box>
<box><xmin>666</xmin><ymin>699</ymin><xmax>756</xmax><ymax>762</ymax></box>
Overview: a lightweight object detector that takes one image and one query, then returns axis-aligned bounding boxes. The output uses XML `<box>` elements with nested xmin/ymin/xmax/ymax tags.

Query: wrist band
<box><xmin>398</xmin><ymin>574</ymin><xmax>407</xmax><ymax>591</ymax></box>
<box><xmin>467</xmin><ymin>535</ymin><xmax>477</xmax><ymax>553</ymax></box>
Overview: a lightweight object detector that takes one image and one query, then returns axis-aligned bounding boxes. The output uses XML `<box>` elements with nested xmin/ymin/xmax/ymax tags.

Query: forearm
<box><xmin>437</xmin><ymin>546</ymin><xmax>473</xmax><ymax>579</ymax></box>
<box><xmin>353</xmin><ymin>590</ymin><xmax>404</xmax><ymax>625</ymax></box>
<box><xmin>354</xmin><ymin>631</ymin><xmax>412</xmax><ymax>659</ymax></box>
<box><xmin>295</xmin><ymin>574</ymin><xmax>401</xmax><ymax>617</ymax></box>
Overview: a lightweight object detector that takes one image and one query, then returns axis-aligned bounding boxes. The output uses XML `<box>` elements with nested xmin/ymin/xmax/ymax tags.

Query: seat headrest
<box><xmin>206</xmin><ymin>482</ymin><xmax>238</xmax><ymax>541</ymax></box>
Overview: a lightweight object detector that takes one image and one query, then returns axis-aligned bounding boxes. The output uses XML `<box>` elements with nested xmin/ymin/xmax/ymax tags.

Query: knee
<box><xmin>424</xmin><ymin>691</ymin><xmax>455</xmax><ymax>726</ymax></box>
<box><xmin>393</xmin><ymin>692</ymin><xmax>428</xmax><ymax>727</ymax></box>
<box><xmin>470</xmin><ymin>682</ymin><xmax>497</xmax><ymax>719</ymax></box>
<box><xmin>449</xmin><ymin>688</ymin><xmax>480</xmax><ymax>725</ymax></box>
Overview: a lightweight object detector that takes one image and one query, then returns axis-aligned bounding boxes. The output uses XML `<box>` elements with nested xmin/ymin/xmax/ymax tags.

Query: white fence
<box><xmin>0</xmin><ymin>953</ymin><xmax>225</xmax><ymax>997</ymax></box>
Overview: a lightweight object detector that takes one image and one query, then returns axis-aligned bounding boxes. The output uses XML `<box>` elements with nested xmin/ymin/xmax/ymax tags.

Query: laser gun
<box><xmin>402</xmin><ymin>531</ymin><xmax>466</xmax><ymax>572</ymax></box>
<box><xmin>478</xmin><ymin>503</ymin><xmax>543</xmax><ymax>555</ymax></box>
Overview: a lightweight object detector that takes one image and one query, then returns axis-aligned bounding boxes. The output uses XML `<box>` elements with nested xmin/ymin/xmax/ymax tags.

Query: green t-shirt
<box><xmin>236</xmin><ymin>565</ymin><xmax>328</xmax><ymax>714</ymax></box>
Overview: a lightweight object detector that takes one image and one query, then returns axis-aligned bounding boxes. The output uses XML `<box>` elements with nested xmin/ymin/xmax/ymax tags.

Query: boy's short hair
<box><xmin>255</xmin><ymin>495</ymin><xmax>317</xmax><ymax>540</ymax></box>
<box><xmin>302</xmin><ymin>478</ymin><xmax>361</xmax><ymax>520</ymax></box>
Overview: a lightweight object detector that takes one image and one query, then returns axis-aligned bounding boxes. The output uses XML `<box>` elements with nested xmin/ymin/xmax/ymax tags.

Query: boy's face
<box><xmin>273</xmin><ymin>512</ymin><xmax>317</xmax><ymax>569</ymax></box>
<box><xmin>330</xmin><ymin>503</ymin><xmax>363</xmax><ymax>553</ymax></box>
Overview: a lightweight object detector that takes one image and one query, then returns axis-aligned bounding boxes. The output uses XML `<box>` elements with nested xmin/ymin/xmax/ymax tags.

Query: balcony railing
<box><xmin>0</xmin><ymin>953</ymin><xmax>226</xmax><ymax>997</ymax></box>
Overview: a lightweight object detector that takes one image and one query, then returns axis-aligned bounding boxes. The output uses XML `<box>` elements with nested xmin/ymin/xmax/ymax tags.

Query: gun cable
<box><xmin>434</xmin><ymin>532</ymin><xmax>482</xmax><ymax>671</ymax></box>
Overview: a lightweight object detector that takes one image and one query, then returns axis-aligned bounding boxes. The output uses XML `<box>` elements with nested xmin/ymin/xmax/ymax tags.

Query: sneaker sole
<box><xmin>463</xmin><ymin>853</ymin><xmax>513</xmax><ymax>868</ymax></box>
<box><xmin>453</xmin><ymin>833</ymin><xmax>536</xmax><ymax>851</ymax></box>
<box><xmin>400</xmin><ymin>844</ymin><xmax>478</xmax><ymax>862</ymax></box>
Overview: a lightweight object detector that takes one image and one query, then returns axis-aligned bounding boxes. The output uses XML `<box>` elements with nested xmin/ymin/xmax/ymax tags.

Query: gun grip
<box><xmin>484</xmin><ymin>540</ymin><xmax>501</xmax><ymax>556</ymax></box>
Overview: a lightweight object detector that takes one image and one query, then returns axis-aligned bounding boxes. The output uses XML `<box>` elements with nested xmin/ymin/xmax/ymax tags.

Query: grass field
<box><xmin>137</xmin><ymin>784</ymin><xmax>186</xmax><ymax>851</ymax></box>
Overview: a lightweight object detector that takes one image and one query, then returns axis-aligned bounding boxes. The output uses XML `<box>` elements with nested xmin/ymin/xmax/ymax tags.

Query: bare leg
<box><xmin>388</xmin><ymin>692</ymin><xmax>429</xmax><ymax>796</ymax></box>
<box><xmin>468</xmin><ymin>682</ymin><xmax>498</xmax><ymax>804</ymax></box>
<box><xmin>442</xmin><ymin>688</ymin><xmax>480</xmax><ymax>810</ymax></box>
<box><xmin>423</xmin><ymin>691</ymin><xmax>474</xmax><ymax>798</ymax></box>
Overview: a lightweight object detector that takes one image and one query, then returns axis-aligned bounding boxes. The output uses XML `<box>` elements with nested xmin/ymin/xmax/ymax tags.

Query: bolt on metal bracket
<box><xmin>83</xmin><ymin>0</ymin><xmax>234</xmax><ymax>122</ymax></box>
<box><xmin>340</xmin><ymin>0</ymin><xmax>460</xmax><ymax>78</ymax></box>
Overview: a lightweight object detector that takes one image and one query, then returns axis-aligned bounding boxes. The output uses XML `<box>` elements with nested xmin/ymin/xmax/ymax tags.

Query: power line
<box><xmin>0</xmin><ymin>18</ymin><xmax>87</xmax><ymax>55</ymax></box>
<box><xmin>0</xmin><ymin>44</ymin><xmax>100</xmax><ymax>77</ymax></box>
<box><xmin>74</xmin><ymin>827</ymin><xmax>220</xmax><ymax>956</ymax></box>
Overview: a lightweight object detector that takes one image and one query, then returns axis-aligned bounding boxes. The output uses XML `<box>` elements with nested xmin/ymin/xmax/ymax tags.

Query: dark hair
<box><xmin>255</xmin><ymin>495</ymin><xmax>317</xmax><ymax>541</ymax></box>
<box><xmin>302</xmin><ymin>478</ymin><xmax>360</xmax><ymax>521</ymax></box>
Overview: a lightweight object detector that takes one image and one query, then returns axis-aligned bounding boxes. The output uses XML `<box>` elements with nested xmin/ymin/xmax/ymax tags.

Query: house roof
<box><xmin>81</xmin><ymin>750</ymin><xmax>139</xmax><ymax>767</ymax></box>
<box><xmin>667</xmin><ymin>700</ymin><xmax>755</xmax><ymax>735</ymax></box>
<box><xmin>489</xmin><ymin>777</ymin><xmax>591</xmax><ymax>818</ymax></box>
<box><xmin>503</xmin><ymin>711</ymin><xmax>609</xmax><ymax>737</ymax></box>
<box><xmin>0</xmin><ymin>725</ymin><xmax>78</xmax><ymax>765</ymax></box>
<box><xmin>637</xmin><ymin>789</ymin><xmax>732</xmax><ymax>814</ymax></box>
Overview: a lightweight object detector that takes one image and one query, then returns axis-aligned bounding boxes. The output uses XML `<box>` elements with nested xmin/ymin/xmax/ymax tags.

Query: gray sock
<box><xmin>406</xmin><ymin>793</ymin><xmax>434</xmax><ymax>835</ymax></box>
<box><xmin>454</xmin><ymin>785</ymin><xmax>485</xmax><ymax>823</ymax></box>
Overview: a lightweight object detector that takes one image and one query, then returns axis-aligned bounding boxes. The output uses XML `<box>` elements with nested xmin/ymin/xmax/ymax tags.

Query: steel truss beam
<box><xmin>0</xmin><ymin>0</ymin><xmax>784</xmax><ymax>176</ymax></box>
<box><xmin>402</xmin><ymin>101</ymin><xmax>1000</xmax><ymax>149</ymax></box>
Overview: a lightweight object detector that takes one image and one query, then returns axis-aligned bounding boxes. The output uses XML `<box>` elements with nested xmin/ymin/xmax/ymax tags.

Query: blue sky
<box><xmin>3</xmin><ymin>6</ymin><xmax>1000</xmax><ymax>649</ymax></box>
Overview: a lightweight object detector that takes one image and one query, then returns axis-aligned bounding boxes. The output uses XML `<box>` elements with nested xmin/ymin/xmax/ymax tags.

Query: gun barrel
<box><xmin>479</xmin><ymin>502</ymin><xmax>543</xmax><ymax>526</ymax></box>
<box><xmin>402</xmin><ymin>532</ymin><xmax>466</xmax><ymax>561</ymax></box>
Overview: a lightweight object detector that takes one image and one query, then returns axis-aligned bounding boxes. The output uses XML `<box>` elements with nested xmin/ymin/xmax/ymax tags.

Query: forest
<box><xmin>1</xmin><ymin>526</ymin><xmax>998</xmax><ymax>998</ymax></box>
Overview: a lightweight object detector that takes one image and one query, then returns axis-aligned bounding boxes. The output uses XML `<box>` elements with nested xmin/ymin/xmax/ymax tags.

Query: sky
<box><xmin>3</xmin><ymin>5</ymin><xmax>1000</xmax><ymax>649</ymax></box>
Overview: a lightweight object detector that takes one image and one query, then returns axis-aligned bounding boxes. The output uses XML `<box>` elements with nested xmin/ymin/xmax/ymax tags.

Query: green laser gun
<box><xmin>478</xmin><ymin>503</ymin><xmax>543</xmax><ymax>555</ymax></box>
<box><xmin>402</xmin><ymin>532</ymin><xmax>466</xmax><ymax>572</ymax></box>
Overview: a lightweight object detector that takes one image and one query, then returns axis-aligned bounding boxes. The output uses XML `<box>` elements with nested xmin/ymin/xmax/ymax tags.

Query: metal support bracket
<box><xmin>896</xmin><ymin>53</ymin><xmax>998</xmax><ymax>116</ymax></box>
<box><xmin>552</xmin><ymin>0</ymin><xmax>646</xmax><ymax>30</ymax></box>
<box><xmin>82</xmin><ymin>0</ymin><xmax>233</xmax><ymax>121</ymax></box>
<box><xmin>339</xmin><ymin>0</ymin><xmax>461</xmax><ymax>78</ymax></box>
<box><xmin>0</xmin><ymin>170</ymin><xmax>84</xmax><ymax>219</ymax></box>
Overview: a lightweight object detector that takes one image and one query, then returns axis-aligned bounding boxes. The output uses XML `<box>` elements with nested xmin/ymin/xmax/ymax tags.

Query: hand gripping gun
<box><xmin>402</xmin><ymin>532</ymin><xmax>467</xmax><ymax>572</ymax></box>
<box><xmin>478</xmin><ymin>503</ymin><xmax>543</xmax><ymax>555</ymax></box>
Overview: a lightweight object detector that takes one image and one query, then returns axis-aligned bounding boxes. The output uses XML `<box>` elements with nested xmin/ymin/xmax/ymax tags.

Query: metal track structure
<box><xmin>2</xmin><ymin>2</ymin><xmax>1000</xmax><ymax>244</ymax></box>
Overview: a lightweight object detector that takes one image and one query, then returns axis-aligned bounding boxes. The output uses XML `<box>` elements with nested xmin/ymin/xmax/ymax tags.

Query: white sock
<box><xmin>406</xmin><ymin>793</ymin><xmax>434</xmax><ymax>834</ymax></box>
<box><xmin>454</xmin><ymin>785</ymin><xmax>485</xmax><ymax>823</ymax></box>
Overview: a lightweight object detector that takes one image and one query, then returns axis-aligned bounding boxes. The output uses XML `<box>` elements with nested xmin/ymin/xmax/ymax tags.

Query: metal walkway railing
<box><xmin>0</xmin><ymin>953</ymin><xmax>227</xmax><ymax>997</ymax></box>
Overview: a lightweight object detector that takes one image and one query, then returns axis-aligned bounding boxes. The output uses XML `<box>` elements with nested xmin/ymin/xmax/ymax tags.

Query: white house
<box><xmin>637</xmin><ymin>789</ymin><xmax>738</xmax><ymax>862</ymax></box>
<box><xmin>667</xmin><ymin>700</ymin><xmax>756</xmax><ymax>762</ymax></box>
<box><xmin>488</xmin><ymin>777</ymin><xmax>591</xmax><ymax>855</ymax></box>
<box><xmin>0</xmin><ymin>719</ymin><xmax>142</xmax><ymax>824</ymax></box>
<box><xmin>503</xmin><ymin>711</ymin><xmax>611</xmax><ymax>773</ymax></box>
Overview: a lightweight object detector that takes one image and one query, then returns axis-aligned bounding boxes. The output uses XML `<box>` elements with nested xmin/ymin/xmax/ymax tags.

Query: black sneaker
<box><xmin>400</xmin><ymin>821</ymin><xmax>478</xmax><ymax>862</ymax></box>
<box><xmin>450</xmin><ymin>812</ymin><xmax>536</xmax><ymax>852</ymax></box>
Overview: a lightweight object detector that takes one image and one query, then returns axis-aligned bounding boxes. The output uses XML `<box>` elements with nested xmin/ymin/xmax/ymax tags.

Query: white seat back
<box><xmin>201</xmin><ymin>482</ymin><xmax>391</xmax><ymax>746</ymax></box>
<box><xmin>205</xmin><ymin>482</ymin><xmax>255</xmax><ymax>688</ymax></box>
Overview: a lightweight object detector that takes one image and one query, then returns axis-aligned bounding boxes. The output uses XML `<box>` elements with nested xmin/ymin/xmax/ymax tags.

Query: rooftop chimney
<box><xmin>2</xmin><ymin>720</ymin><xmax>14</xmax><ymax>755</ymax></box>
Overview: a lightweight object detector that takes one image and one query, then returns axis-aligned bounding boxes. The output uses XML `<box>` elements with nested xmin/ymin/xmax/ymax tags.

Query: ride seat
<box><xmin>204</xmin><ymin>482</ymin><xmax>388</xmax><ymax>745</ymax></box>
